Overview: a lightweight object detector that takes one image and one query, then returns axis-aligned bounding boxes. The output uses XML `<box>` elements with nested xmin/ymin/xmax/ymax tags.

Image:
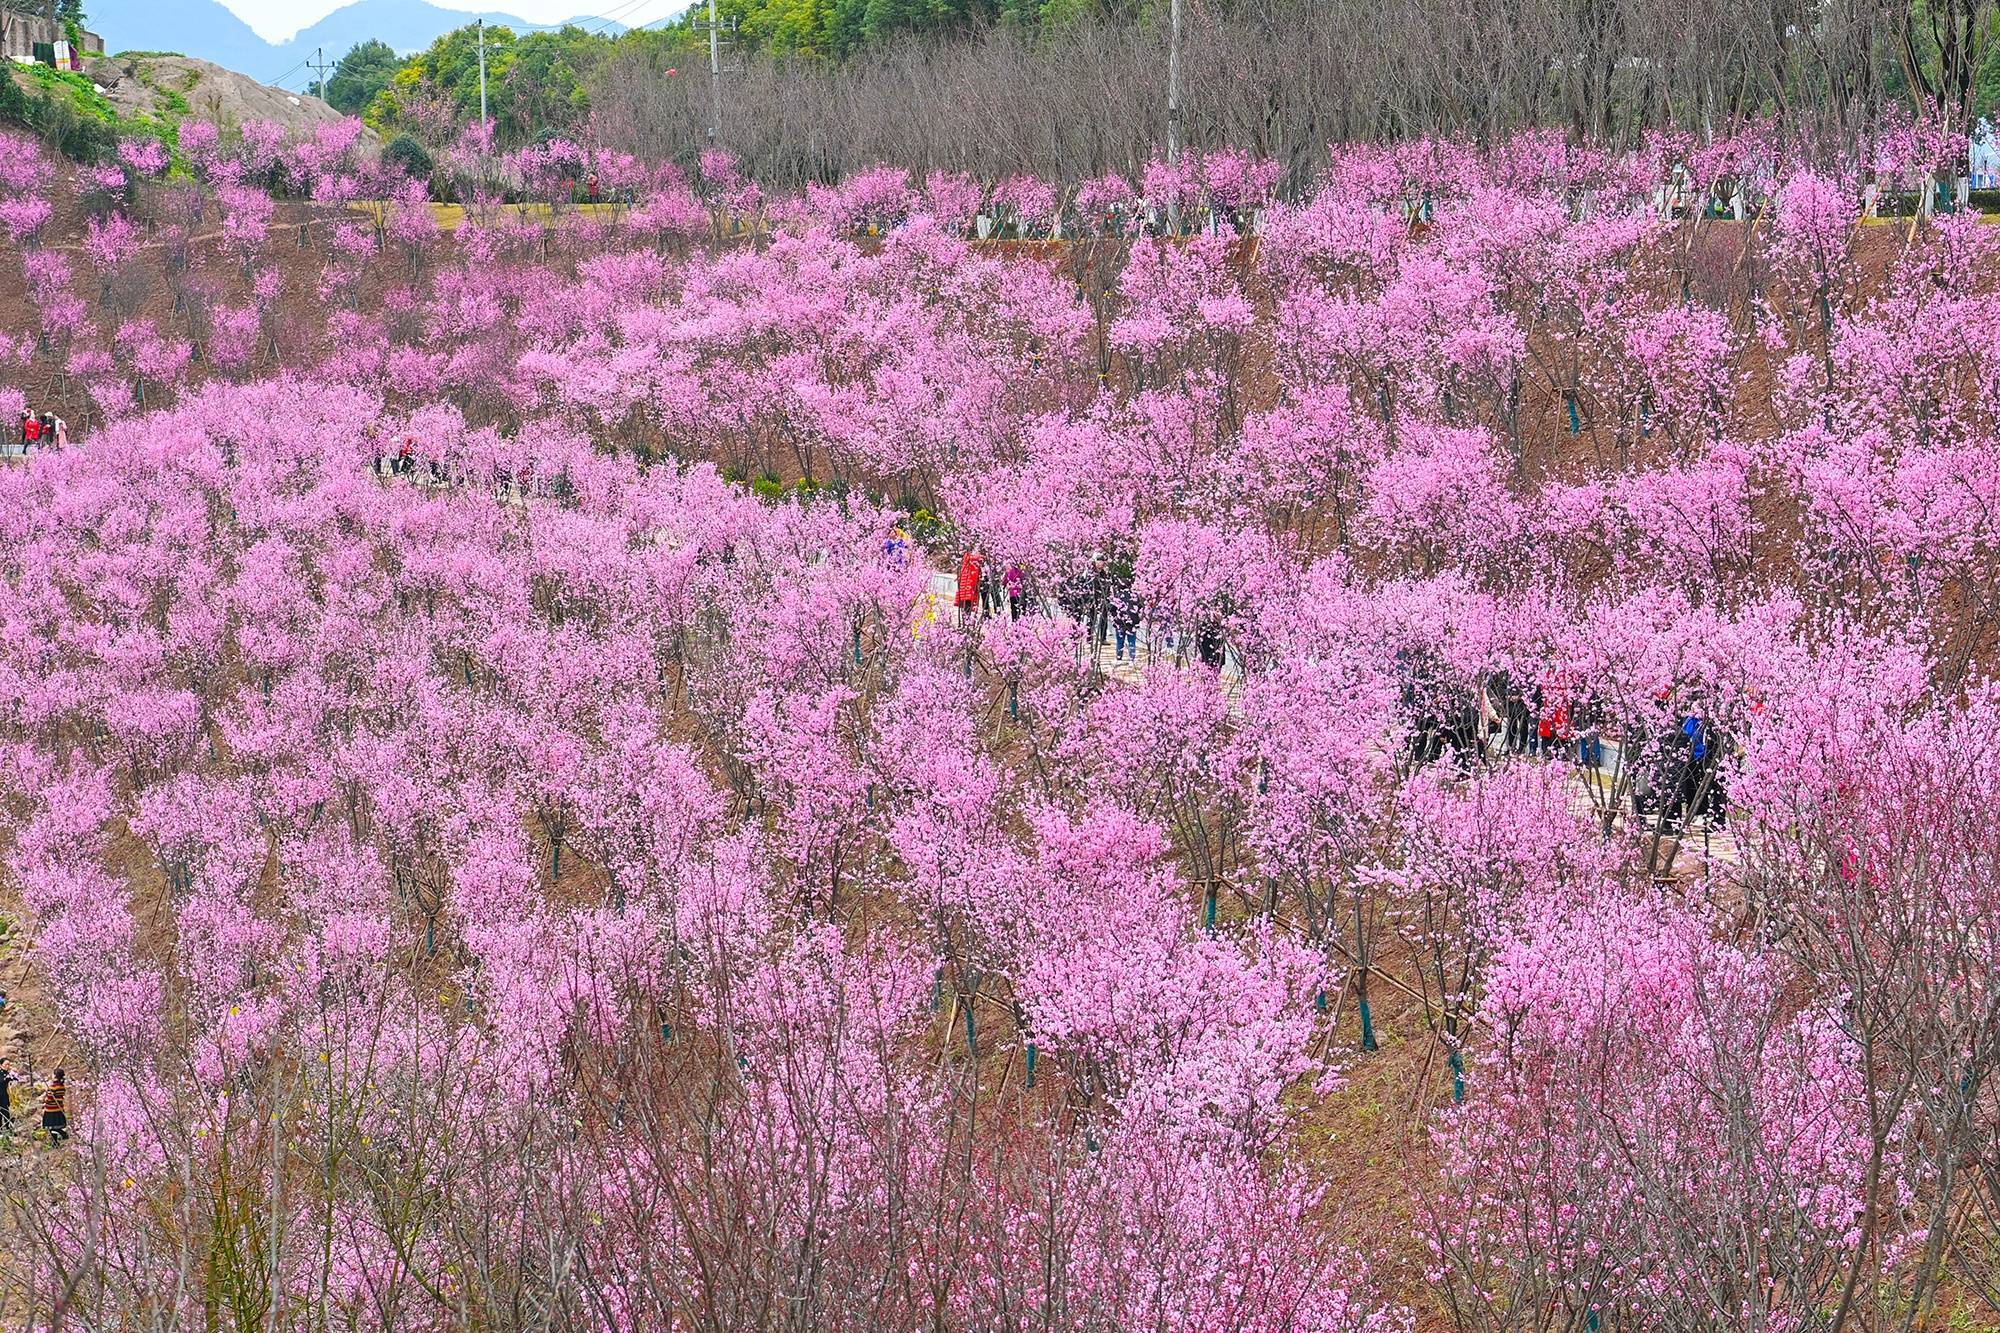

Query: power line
<box><xmin>707</xmin><ymin>0</ymin><xmax>719</xmax><ymax>139</ymax></box>
<box><xmin>1165</xmin><ymin>0</ymin><xmax>1182</xmax><ymax>231</ymax></box>
<box><xmin>577</xmin><ymin>0</ymin><xmax>665</xmax><ymax>39</ymax></box>
<box><xmin>261</xmin><ymin>57</ymin><xmax>309</xmax><ymax>89</ymax></box>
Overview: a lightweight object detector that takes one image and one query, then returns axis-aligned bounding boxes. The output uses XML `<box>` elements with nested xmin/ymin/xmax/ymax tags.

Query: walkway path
<box><xmin>922</xmin><ymin>570</ymin><xmax>1741</xmax><ymax>878</ymax></box>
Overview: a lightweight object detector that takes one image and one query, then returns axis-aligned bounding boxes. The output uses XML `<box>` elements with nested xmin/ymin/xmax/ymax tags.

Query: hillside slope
<box><xmin>83</xmin><ymin>53</ymin><xmax>378</xmax><ymax>142</ymax></box>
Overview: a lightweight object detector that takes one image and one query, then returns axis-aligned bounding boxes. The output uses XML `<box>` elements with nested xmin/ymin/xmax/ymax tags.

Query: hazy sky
<box><xmin>218</xmin><ymin>0</ymin><xmax>686</xmax><ymax>43</ymax></box>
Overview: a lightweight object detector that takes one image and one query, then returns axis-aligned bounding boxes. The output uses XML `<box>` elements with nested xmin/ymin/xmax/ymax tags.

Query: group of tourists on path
<box><xmin>15</xmin><ymin>407</ymin><xmax>68</xmax><ymax>453</ymax></box>
<box><xmin>924</xmin><ymin>528</ymin><xmax>1720</xmax><ymax>829</ymax></box>
<box><xmin>953</xmin><ymin>549</ymin><xmax>1030</xmax><ymax>625</ymax></box>
<box><xmin>932</xmin><ymin>534</ymin><xmax>1227</xmax><ymax>669</ymax></box>
<box><xmin>0</xmin><ymin>1060</ymin><xmax>68</xmax><ymax>1146</ymax></box>
<box><xmin>369</xmin><ymin>431</ymin><xmax>573</xmax><ymax>503</ymax></box>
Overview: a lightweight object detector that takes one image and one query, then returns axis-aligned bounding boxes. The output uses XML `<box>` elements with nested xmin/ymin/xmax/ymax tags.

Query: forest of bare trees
<box><xmin>586</xmin><ymin>0</ymin><xmax>1995</xmax><ymax>189</ymax></box>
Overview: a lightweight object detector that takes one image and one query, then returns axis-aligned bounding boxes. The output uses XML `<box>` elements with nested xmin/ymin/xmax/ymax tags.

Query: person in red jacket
<box><xmin>1536</xmin><ymin>700</ymin><xmax>1570</xmax><ymax>756</ymax></box>
<box><xmin>955</xmin><ymin>550</ymin><xmax>984</xmax><ymax>625</ymax></box>
<box><xmin>21</xmin><ymin>411</ymin><xmax>41</xmax><ymax>451</ymax></box>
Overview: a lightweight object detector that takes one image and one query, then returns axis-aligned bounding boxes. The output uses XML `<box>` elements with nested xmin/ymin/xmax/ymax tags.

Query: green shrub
<box><xmin>36</xmin><ymin>94</ymin><xmax>116</xmax><ymax>162</ymax></box>
<box><xmin>750</xmin><ymin>476</ymin><xmax>786</xmax><ymax>504</ymax></box>
<box><xmin>383</xmin><ymin>134</ymin><xmax>434</xmax><ymax>183</ymax></box>
<box><xmin>0</xmin><ymin>70</ymin><xmax>31</xmax><ymax>126</ymax></box>
<box><xmin>908</xmin><ymin>507</ymin><xmax>950</xmax><ymax>546</ymax></box>
<box><xmin>16</xmin><ymin>62</ymin><xmax>189</xmax><ymax>166</ymax></box>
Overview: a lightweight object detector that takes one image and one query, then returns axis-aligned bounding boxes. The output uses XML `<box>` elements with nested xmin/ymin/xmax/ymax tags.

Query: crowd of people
<box><xmin>14</xmin><ymin>408</ymin><xmax>67</xmax><ymax>454</ymax></box>
<box><xmin>1401</xmin><ymin>657</ymin><xmax>1729</xmax><ymax>832</ymax></box>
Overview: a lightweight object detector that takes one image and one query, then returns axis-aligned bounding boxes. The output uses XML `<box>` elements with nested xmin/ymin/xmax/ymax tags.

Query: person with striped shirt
<box><xmin>41</xmin><ymin>1068</ymin><xmax>66</xmax><ymax>1144</ymax></box>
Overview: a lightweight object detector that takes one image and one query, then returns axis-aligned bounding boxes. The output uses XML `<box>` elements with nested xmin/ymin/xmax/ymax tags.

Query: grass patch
<box><xmin>131</xmin><ymin>61</ymin><xmax>194</xmax><ymax>115</ymax></box>
<box><xmin>22</xmin><ymin>63</ymin><xmax>117</xmax><ymax>121</ymax></box>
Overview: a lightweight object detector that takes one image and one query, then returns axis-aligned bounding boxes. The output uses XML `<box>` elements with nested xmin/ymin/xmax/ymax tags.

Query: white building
<box><xmin>1973</xmin><ymin>119</ymin><xmax>1998</xmax><ymax>190</ymax></box>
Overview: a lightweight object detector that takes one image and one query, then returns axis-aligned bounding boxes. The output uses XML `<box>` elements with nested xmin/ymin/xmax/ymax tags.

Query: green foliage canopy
<box><xmin>320</xmin><ymin>38</ymin><xmax>400</xmax><ymax>116</ymax></box>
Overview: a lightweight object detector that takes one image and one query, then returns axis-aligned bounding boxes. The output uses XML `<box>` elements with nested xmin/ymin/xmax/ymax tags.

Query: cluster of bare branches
<box><xmin>585</xmin><ymin>0</ymin><xmax>1984</xmax><ymax>190</ymax></box>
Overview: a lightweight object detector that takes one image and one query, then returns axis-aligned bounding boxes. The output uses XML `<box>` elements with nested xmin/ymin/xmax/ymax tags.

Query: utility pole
<box><xmin>1166</xmin><ymin>0</ymin><xmax>1182</xmax><ymax>232</ymax></box>
<box><xmin>1166</xmin><ymin>0</ymin><xmax>1181</xmax><ymax>167</ymax></box>
<box><xmin>307</xmin><ymin>46</ymin><xmax>332</xmax><ymax>102</ymax></box>
<box><xmin>477</xmin><ymin>20</ymin><xmax>488</xmax><ymax>127</ymax></box>
<box><xmin>707</xmin><ymin>0</ymin><xmax>721</xmax><ymax>142</ymax></box>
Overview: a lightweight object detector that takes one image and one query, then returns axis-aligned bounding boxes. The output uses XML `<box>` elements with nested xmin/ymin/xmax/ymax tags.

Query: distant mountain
<box><xmin>88</xmin><ymin>0</ymin><xmax>279</xmax><ymax>79</ymax></box>
<box><xmin>272</xmin><ymin>2</ymin><xmax>630</xmax><ymax>67</ymax></box>
<box><xmin>86</xmin><ymin>0</ymin><xmax>633</xmax><ymax>86</ymax></box>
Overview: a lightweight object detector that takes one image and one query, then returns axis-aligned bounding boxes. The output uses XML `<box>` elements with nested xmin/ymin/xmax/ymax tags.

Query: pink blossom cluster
<box><xmin>0</xmin><ymin>127</ymin><xmax>1996</xmax><ymax>1327</ymax></box>
<box><xmin>0</xmin><ymin>130</ymin><xmax>53</xmax><ymax>244</ymax></box>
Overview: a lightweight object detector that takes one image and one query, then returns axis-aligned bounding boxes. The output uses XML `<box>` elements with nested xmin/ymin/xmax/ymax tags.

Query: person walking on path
<box><xmin>980</xmin><ymin>559</ymin><xmax>1004</xmax><ymax>618</ymax></box>
<box><xmin>1195</xmin><ymin>619</ymin><xmax>1225</xmax><ymax>668</ymax></box>
<box><xmin>1003</xmin><ymin>562</ymin><xmax>1024</xmax><ymax>620</ymax></box>
<box><xmin>955</xmin><ymin>550</ymin><xmax>984</xmax><ymax>625</ymax></box>
<box><xmin>41</xmin><ymin>1068</ymin><xmax>66</xmax><ymax>1144</ymax></box>
<box><xmin>1086</xmin><ymin>555</ymin><xmax>1112</xmax><ymax>652</ymax></box>
<box><xmin>1112</xmin><ymin>590</ymin><xmax>1140</xmax><ymax>663</ymax></box>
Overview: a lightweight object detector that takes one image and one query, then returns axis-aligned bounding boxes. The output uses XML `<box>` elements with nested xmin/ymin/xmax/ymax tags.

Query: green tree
<box><xmin>321</xmin><ymin>38</ymin><xmax>400</xmax><ymax>115</ymax></box>
<box><xmin>382</xmin><ymin>132</ymin><xmax>434</xmax><ymax>181</ymax></box>
<box><xmin>368</xmin><ymin>23</ymin><xmax>626</xmax><ymax>147</ymax></box>
<box><xmin>367</xmin><ymin>24</ymin><xmax>517</xmax><ymax>143</ymax></box>
<box><xmin>1888</xmin><ymin>0</ymin><xmax>1999</xmax><ymax>129</ymax></box>
<box><xmin>492</xmin><ymin>27</ymin><xmax>604</xmax><ymax>142</ymax></box>
<box><xmin>740</xmin><ymin>0</ymin><xmax>834</xmax><ymax>53</ymax></box>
